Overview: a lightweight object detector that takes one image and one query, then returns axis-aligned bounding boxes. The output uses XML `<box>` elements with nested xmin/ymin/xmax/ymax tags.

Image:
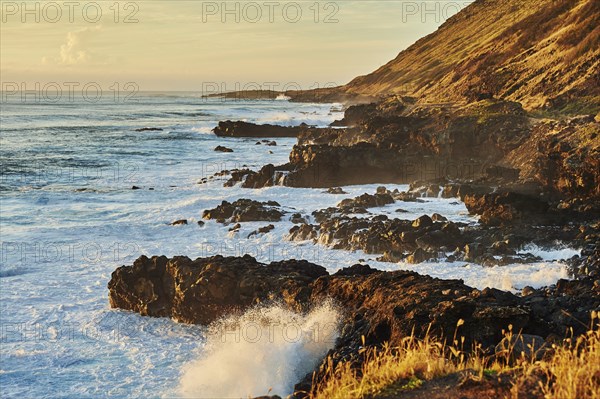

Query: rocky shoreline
<box><xmin>109</xmin><ymin>253</ymin><xmax>599</xmax><ymax>397</ymax></box>
<box><xmin>108</xmin><ymin>92</ymin><xmax>599</xmax><ymax>397</ymax></box>
<box><xmin>104</xmin><ymin>0</ymin><xmax>600</xmax><ymax>396</ymax></box>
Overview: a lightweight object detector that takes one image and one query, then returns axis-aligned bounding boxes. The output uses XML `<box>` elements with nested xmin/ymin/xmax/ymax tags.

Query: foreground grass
<box><xmin>312</xmin><ymin>313</ymin><xmax>600</xmax><ymax>399</ymax></box>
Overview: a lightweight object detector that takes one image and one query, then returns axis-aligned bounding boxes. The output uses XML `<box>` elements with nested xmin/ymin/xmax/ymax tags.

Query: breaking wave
<box><xmin>178</xmin><ymin>301</ymin><xmax>341</xmax><ymax>398</ymax></box>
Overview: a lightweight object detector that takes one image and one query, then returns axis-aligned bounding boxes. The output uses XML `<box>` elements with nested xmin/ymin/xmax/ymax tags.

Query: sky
<box><xmin>1</xmin><ymin>1</ymin><xmax>472</xmax><ymax>92</ymax></box>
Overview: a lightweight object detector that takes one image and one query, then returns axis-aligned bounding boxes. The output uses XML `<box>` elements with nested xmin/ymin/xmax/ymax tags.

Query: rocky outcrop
<box><xmin>463</xmin><ymin>191</ymin><xmax>550</xmax><ymax>226</ymax></box>
<box><xmin>283</xmin><ymin>185</ymin><xmax>598</xmax><ymax>268</ymax></box>
<box><xmin>214</xmin><ymin>145</ymin><xmax>233</xmax><ymax>153</ymax></box>
<box><xmin>505</xmin><ymin>117</ymin><xmax>600</xmax><ymax>205</ymax></box>
<box><xmin>337</xmin><ymin>190</ymin><xmax>394</xmax><ymax>209</ymax></box>
<box><xmin>202</xmin><ymin>199</ymin><xmax>285</xmax><ymax>223</ymax></box>
<box><xmin>270</xmin><ymin>99</ymin><xmax>530</xmax><ymax>188</ymax></box>
<box><xmin>108</xmin><ymin>255</ymin><xmax>327</xmax><ymax>324</ymax></box>
<box><xmin>213</xmin><ymin>121</ymin><xmax>309</xmax><ymax>138</ymax></box>
<box><xmin>108</xmin><ymin>255</ymin><xmax>600</xmax><ymax>396</ymax></box>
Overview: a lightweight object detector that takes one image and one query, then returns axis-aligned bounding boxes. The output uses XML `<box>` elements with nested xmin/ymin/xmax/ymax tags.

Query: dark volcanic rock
<box><xmin>223</xmin><ymin>168</ymin><xmax>254</xmax><ymax>187</ymax></box>
<box><xmin>247</xmin><ymin>224</ymin><xmax>275</xmax><ymax>238</ymax></box>
<box><xmin>290</xmin><ymin>213</ymin><xmax>307</xmax><ymax>224</ymax></box>
<box><xmin>337</xmin><ymin>192</ymin><xmax>394</xmax><ymax>209</ymax></box>
<box><xmin>224</xmin><ymin>164</ymin><xmax>291</xmax><ymax>189</ymax></box>
<box><xmin>213</xmin><ymin>121</ymin><xmax>309</xmax><ymax>138</ymax></box>
<box><xmin>505</xmin><ymin>118</ymin><xmax>600</xmax><ymax>204</ymax></box>
<box><xmin>108</xmin><ymin>255</ymin><xmax>327</xmax><ymax>324</ymax></box>
<box><xmin>275</xmin><ymin>100</ymin><xmax>530</xmax><ymax>188</ymax></box>
<box><xmin>463</xmin><ymin>191</ymin><xmax>550</xmax><ymax>226</ymax></box>
<box><xmin>135</xmin><ymin>127</ymin><xmax>163</xmax><ymax>132</ymax></box>
<box><xmin>202</xmin><ymin>199</ymin><xmax>285</xmax><ymax>223</ymax></box>
<box><xmin>286</xmin><ymin>224</ymin><xmax>318</xmax><ymax>241</ymax></box>
<box><xmin>214</xmin><ymin>145</ymin><xmax>234</xmax><ymax>153</ymax></box>
<box><xmin>325</xmin><ymin>187</ymin><xmax>348</xmax><ymax>195</ymax></box>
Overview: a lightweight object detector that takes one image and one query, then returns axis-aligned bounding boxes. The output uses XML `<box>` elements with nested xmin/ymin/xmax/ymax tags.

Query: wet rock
<box><xmin>406</xmin><ymin>248</ymin><xmax>437</xmax><ymax>264</ymax></box>
<box><xmin>392</xmin><ymin>191</ymin><xmax>420</xmax><ymax>202</ymax></box>
<box><xmin>223</xmin><ymin>169</ymin><xmax>253</xmax><ymax>187</ymax></box>
<box><xmin>214</xmin><ymin>145</ymin><xmax>234</xmax><ymax>153</ymax></box>
<box><xmin>276</xmin><ymin>100</ymin><xmax>531</xmax><ymax>188</ymax></box>
<box><xmin>521</xmin><ymin>286</ymin><xmax>536</xmax><ymax>296</ymax></box>
<box><xmin>286</xmin><ymin>224</ymin><xmax>318</xmax><ymax>241</ymax></box>
<box><xmin>325</xmin><ymin>187</ymin><xmax>348</xmax><ymax>195</ymax></box>
<box><xmin>290</xmin><ymin>213</ymin><xmax>307</xmax><ymax>224</ymax></box>
<box><xmin>442</xmin><ymin>184</ymin><xmax>460</xmax><ymax>198</ymax></box>
<box><xmin>213</xmin><ymin>121</ymin><xmax>308</xmax><ymax>138</ymax></box>
<box><xmin>431</xmin><ymin>213</ymin><xmax>448</xmax><ymax>222</ymax></box>
<box><xmin>131</xmin><ymin>186</ymin><xmax>141</xmax><ymax>190</ymax></box>
<box><xmin>409</xmin><ymin>183</ymin><xmax>441</xmax><ymax>198</ymax></box>
<box><xmin>202</xmin><ymin>199</ymin><xmax>285</xmax><ymax>223</ymax></box>
<box><xmin>228</xmin><ymin>223</ymin><xmax>241</xmax><ymax>232</ymax></box>
<box><xmin>197</xmin><ymin>221</ymin><xmax>205</xmax><ymax>227</ymax></box>
<box><xmin>491</xmin><ymin>241</ymin><xmax>516</xmax><ymax>255</ymax></box>
<box><xmin>227</xmin><ymin>164</ymin><xmax>290</xmax><ymax>189</ymax></box>
<box><xmin>247</xmin><ymin>224</ymin><xmax>275</xmax><ymax>238</ymax></box>
<box><xmin>412</xmin><ymin>215</ymin><xmax>433</xmax><ymax>229</ymax></box>
<box><xmin>415</xmin><ymin>227</ymin><xmax>462</xmax><ymax>252</ymax></box>
<box><xmin>464</xmin><ymin>243</ymin><xmax>484</xmax><ymax>262</ymax></box>
<box><xmin>171</xmin><ymin>219</ymin><xmax>188</xmax><ymax>226</ymax></box>
<box><xmin>337</xmin><ymin>192</ymin><xmax>394</xmax><ymax>209</ymax></box>
<box><xmin>484</xmin><ymin>165</ymin><xmax>520</xmax><ymax>181</ymax></box>
<box><xmin>376</xmin><ymin>186</ymin><xmax>387</xmax><ymax>195</ymax></box>
<box><xmin>135</xmin><ymin>127</ymin><xmax>163</xmax><ymax>132</ymax></box>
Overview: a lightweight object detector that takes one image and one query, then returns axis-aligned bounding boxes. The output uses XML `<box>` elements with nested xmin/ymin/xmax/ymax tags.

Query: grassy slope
<box><xmin>339</xmin><ymin>0</ymin><xmax>599</xmax><ymax>110</ymax></box>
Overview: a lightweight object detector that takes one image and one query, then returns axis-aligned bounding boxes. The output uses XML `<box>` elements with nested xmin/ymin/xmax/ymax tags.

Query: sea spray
<box><xmin>178</xmin><ymin>300</ymin><xmax>341</xmax><ymax>398</ymax></box>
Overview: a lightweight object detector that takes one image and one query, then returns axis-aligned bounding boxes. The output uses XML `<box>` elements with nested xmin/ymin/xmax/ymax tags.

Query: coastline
<box><xmin>107</xmin><ymin>95</ymin><xmax>599</xmax><ymax>397</ymax></box>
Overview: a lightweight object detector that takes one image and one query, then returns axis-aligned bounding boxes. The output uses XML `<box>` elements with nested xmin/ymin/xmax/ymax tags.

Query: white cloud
<box><xmin>44</xmin><ymin>26</ymin><xmax>102</xmax><ymax>66</ymax></box>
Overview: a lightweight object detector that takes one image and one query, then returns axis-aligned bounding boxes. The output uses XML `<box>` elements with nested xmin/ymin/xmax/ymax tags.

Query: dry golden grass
<box><xmin>312</xmin><ymin>313</ymin><xmax>600</xmax><ymax>399</ymax></box>
<box><xmin>511</xmin><ymin>313</ymin><xmax>600</xmax><ymax>399</ymax></box>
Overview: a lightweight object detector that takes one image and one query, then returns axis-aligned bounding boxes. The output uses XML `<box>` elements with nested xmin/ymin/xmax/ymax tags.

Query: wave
<box><xmin>178</xmin><ymin>301</ymin><xmax>341</xmax><ymax>398</ymax></box>
<box><xmin>0</xmin><ymin>267</ymin><xmax>29</xmax><ymax>278</ymax></box>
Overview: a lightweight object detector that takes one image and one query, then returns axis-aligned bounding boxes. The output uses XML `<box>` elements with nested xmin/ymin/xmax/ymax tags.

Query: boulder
<box><xmin>202</xmin><ymin>199</ymin><xmax>285</xmax><ymax>223</ymax></box>
<box><xmin>213</xmin><ymin>121</ymin><xmax>308</xmax><ymax>138</ymax></box>
<box><xmin>214</xmin><ymin>145</ymin><xmax>234</xmax><ymax>153</ymax></box>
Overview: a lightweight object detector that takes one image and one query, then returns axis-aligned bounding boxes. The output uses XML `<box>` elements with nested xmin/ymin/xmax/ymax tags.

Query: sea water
<box><xmin>0</xmin><ymin>94</ymin><xmax>577</xmax><ymax>398</ymax></box>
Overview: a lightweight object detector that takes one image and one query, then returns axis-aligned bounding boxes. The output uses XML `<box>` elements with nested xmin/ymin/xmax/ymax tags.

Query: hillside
<box><xmin>297</xmin><ymin>0</ymin><xmax>599</xmax><ymax>111</ymax></box>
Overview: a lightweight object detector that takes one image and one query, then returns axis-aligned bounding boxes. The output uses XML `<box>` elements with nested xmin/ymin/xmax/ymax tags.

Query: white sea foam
<box><xmin>520</xmin><ymin>244</ymin><xmax>581</xmax><ymax>260</ymax></box>
<box><xmin>178</xmin><ymin>301</ymin><xmax>341</xmax><ymax>398</ymax></box>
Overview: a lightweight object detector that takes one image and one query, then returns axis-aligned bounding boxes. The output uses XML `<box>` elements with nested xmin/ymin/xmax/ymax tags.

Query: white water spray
<box><xmin>178</xmin><ymin>301</ymin><xmax>341</xmax><ymax>398</ymax></box>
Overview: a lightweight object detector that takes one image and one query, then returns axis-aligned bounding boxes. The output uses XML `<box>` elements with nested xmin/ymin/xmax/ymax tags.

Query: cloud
<box><xmin>44</xmin><ymin>26</ymin><xmax>102</xmax><ymax>66</ymax></box>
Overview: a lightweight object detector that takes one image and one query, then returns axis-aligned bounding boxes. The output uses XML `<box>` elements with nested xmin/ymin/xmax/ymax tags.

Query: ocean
<box><xmin>0</xmin><ymin>94</ymin><xmax>579</xmax><ymax>398</ymax></box>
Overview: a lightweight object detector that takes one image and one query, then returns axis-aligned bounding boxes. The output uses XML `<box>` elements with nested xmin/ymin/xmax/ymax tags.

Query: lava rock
<box><xmin>202</xmin><ymin>199</ymin><xmax>285</xmax><ymax>223</ymax></box>
<box><xmin>214</xmin><ymin>145</ymin><xmax>234</xmax><ymax>153</ymax></box>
